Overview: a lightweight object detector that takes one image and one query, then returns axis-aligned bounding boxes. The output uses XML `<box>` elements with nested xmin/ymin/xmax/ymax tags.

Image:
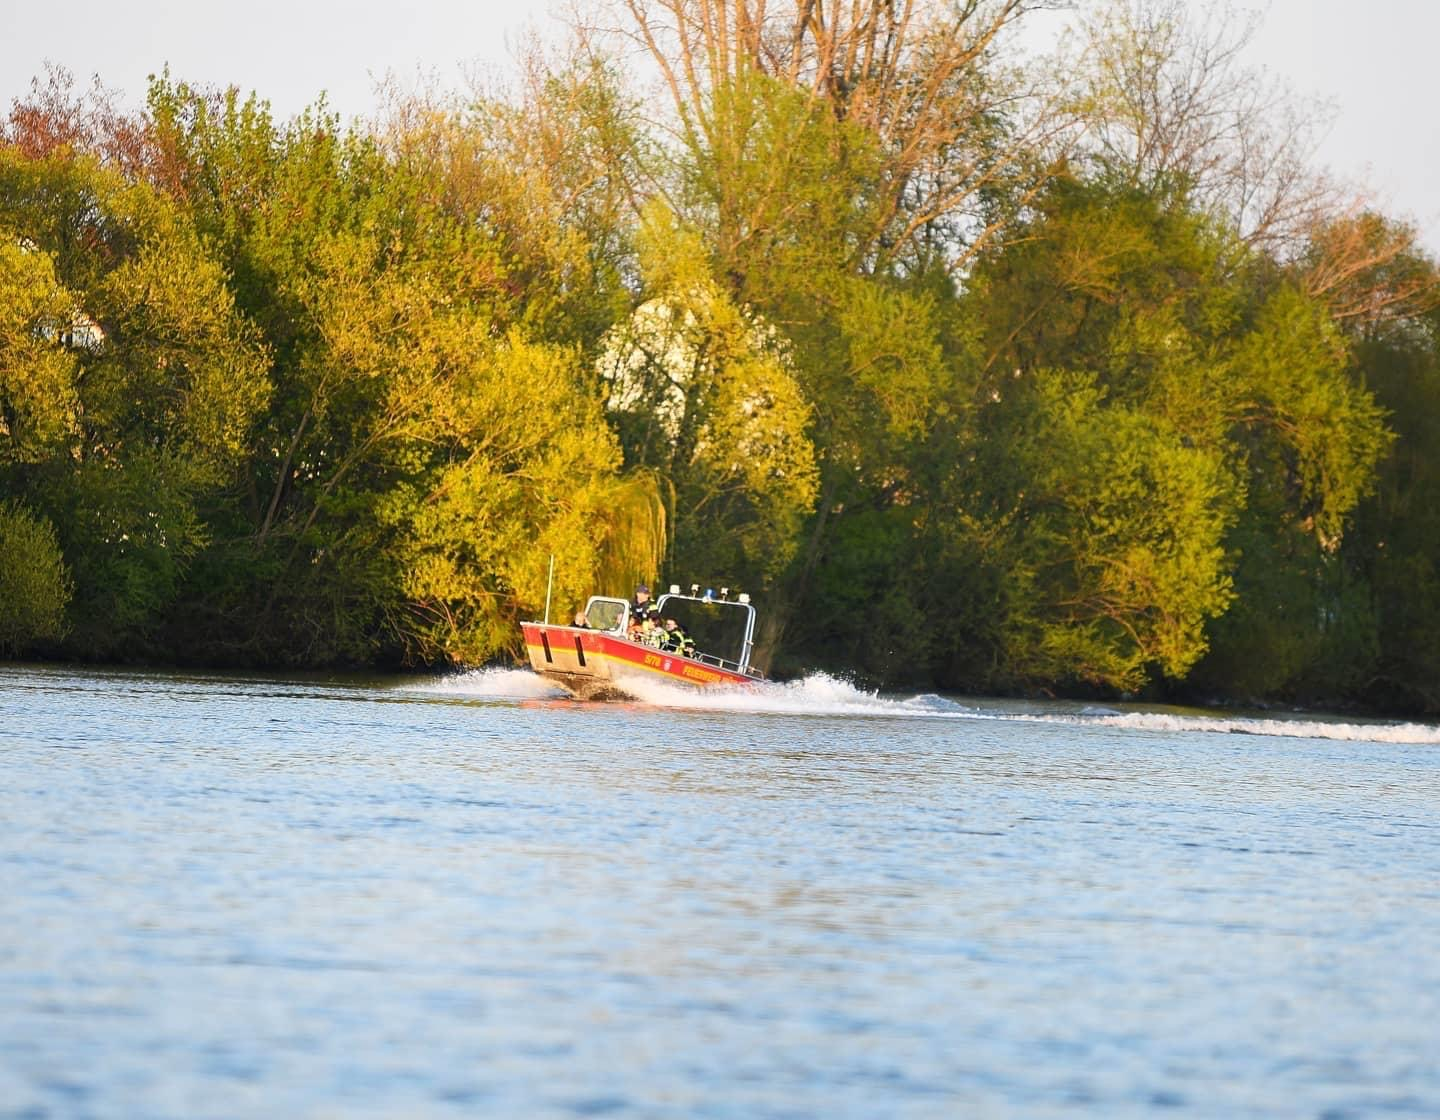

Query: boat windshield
<box><xmin>583</xmin><ymin>597</ymin><xmax>628</xmax><ymax>633</ymax></box>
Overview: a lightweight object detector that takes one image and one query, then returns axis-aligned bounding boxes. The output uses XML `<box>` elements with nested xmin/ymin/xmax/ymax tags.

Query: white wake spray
<box><xmin>413</xmin><ymin>667</ymin><xmax>1440</xmax><ymax>744</ymax></box>
<box><xmin>411</xmin><ymin>667</ymin><xmax>570</xmax><ymax>700</ymax></box>
<box><xmin>626</xmin><ymin>673</ymin><xmax>1440</xmax><ymax>742</ymax></box>
<box><xmin>617</xmin><ymin>671</ymin><xmax>970</xmax><ymax>717</ymax></box>
<box><xmin>1079</xmin><ymin>709</ymin><xmax>1440</xmax><ymax>744</ymax></box>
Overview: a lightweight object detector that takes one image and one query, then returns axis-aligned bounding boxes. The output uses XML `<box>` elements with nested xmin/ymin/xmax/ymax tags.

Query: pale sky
<box><xmin>1245</xmin><ymin>0</ymin><xmax>1440</xmax><ymax>250</ymax></box>
<box><xmin>2</xmin><ymin>0</ymin><xmax>1435</xmax><ymax>251</ymax></box>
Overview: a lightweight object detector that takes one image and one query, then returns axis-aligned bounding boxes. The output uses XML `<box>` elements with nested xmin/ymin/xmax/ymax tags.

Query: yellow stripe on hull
<box><xmin>521</xmin><ymin>624</ymin><xmax>748</xmax><ymax>693</ymax></box>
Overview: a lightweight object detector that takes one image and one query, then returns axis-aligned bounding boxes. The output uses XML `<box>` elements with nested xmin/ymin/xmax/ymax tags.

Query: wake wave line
<box><xmin>415</xmin><ymin>668</ymin><xmax>1440</xmax><ymax>744</ymax></box>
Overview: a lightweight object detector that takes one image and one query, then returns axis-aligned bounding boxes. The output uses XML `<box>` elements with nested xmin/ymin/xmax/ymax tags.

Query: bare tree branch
<box><xmin>575</xmin><ymin>0</ymin><xmax>1081</xmax><ymax>274</ymax></box>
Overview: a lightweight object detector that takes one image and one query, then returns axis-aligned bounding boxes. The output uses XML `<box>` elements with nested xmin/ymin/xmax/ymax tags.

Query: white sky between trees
<box><xmin>2</xmin><ymin>0</ymin><xmax>1435</xmax><ymax>252</ymax></box>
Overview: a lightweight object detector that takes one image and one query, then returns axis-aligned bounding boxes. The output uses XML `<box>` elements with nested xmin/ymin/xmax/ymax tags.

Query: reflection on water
<box><xmin>1</xmin><ymin>664</ymin><xmax>1437</xmax><ymax>1118</ymax></box>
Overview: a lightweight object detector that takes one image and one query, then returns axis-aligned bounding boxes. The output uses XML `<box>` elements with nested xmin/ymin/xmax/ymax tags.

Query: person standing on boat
<box><xmin>630</xmin><ymin>584</ymin><xmax>659</xmax><ymax>625</ymax></box>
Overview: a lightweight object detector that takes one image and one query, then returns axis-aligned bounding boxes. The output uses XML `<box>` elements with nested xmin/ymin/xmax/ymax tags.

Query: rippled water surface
<box><xmin>2</xmin><ymin>663</ymin><xmax>1438</xmax><ymax>1119</ymax></box>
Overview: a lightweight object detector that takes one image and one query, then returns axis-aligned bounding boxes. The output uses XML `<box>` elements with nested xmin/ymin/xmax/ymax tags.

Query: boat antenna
<box><xmin>543</xmin><ymin>554</ymin><xmax>555</xmax><ymax>624</ymax></box>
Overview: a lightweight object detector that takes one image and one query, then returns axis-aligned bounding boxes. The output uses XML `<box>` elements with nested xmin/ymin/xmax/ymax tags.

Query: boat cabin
<box><xmin>581</xmin><ymin>586</ymin><xmax>761</xmax><ymax>679</ymax></box>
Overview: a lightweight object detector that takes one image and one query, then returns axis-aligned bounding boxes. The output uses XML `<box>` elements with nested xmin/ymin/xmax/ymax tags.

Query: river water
<box><xmin>2</xmin><ymin>663</ymin><xmax>1437</xmax><ymax>1119</ymax></box>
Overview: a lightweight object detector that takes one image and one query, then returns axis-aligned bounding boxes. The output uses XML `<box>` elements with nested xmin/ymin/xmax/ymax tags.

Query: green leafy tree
<box><xmin>584</xmin><ymin>2</ymin><xmax>1059</xmax><ymax>654</ymax></box>
<box><xmin>373</xmin><ymin>53</ymin><xmax>646</xmax><ymax>352</ymax></box>
<box><xmin>650</xmin><ymin>68</ymin><xmax>969</xmax><ymax>658</ymax></box>
<box><xmin>142</xmin><ymin>79</ymin><xmax>653</xmax><ymax>666</ymax></box>
<box><xmin>1311</xmin><ymin>282</ymin><xmax>1440</xmax><ymax>713</ymax></box>
<box><xmin>1185</xmin><ymin>287</ymin><xmax>1393</xmax><ymax>701</ymax></box>
<box><xmin>977</xmin><ymin>370</ymin><xmax>1236</xmax><ymax>690</ymax></box>
<box><xmin>947</xmin><ymin>175</ymin><xmax>1389</xmax><ymax>695</ymax></box>
<box><xmin>612</xmin><ymin>0</ymin><xmax>1065</xmax><ymax>275</ymax></box>
<box><xmin>0</xmin><ymin>236</ymin><xmax>79</xmax><ymax>463</ymax></box>
<box><xmin>0</xmin><ymin>501</ymin><xmax>72</xmax><ymax>654</ymax></box>
<box><xmin>0</xmin><ymin>148</ymin><xmax>269</xmax><ymax>655</ymax></box>
<box><xmin>601</xmin><ymin>203</ymin><xmax>819</xmax><ymax>594</ymax></box>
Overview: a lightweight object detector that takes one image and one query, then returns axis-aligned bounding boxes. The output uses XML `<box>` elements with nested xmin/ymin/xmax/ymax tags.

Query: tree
<box><xmin>0</xmin><ymin>501</ymin><xmax>72</xmax><ymax>654</ymax></box>
<box><xmin>1331</xmin><ymin>291</ymin><xmax>1440</xmax><ymax>713</ymax></box>
<box><xmin>601</xmin><ymin>202</ymin><xmax>818</xmax><ymax>595</ymax></box>
<box><xmin>1074</xmin><ymin>0</ymin><xmax>1336</xmax><ymax>253</ymax></box>
<box><xmin>945</xmin><ymin>174</ymin><xmax>1390</xmax><ymax>695</ymax></box>
<box><xmin>0</xmin><ymin>147</ymin><xmax>270</xmax><ymax>655</ymax></box>
<box><xmin>984</xmin><ymin>370</ymin><xmax>1236</xmax><ymax>690</ymax></box>
<box><xmin>373</xmin><ymin>50</ymin><xmax>646</xmax><ymax>352</ymax></box>
<box><xmin>1298</xmin><ymin>209</ymin><xmax>1440</xmax><ymax>331</ymax></box>
<box><xmin>1076</xmin><ymin>1</ymin><xmax>1439</xmax><ymax>330</ymax></box>
<box><xmin>593</xmin><ymin>0</ymin><xmax>1072</xmax><ymax>274</ymax></box>
<box><xmin>0</xmin><ymin>235</ymin><xmax>79</xmax><ymax>464</ymax></box>
<box><xmin>1</xmin><ymin>64</ymin><xmax>149</xmax><ymax>176</ymax></box>
<box><xmin>137</xmin><ymin>78</ymin><xmax>655</xmax><ymax>667</ymax></box>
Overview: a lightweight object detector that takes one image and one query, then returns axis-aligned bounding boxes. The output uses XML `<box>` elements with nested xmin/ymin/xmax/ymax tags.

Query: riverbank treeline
<box><xmin>2</xmin><ymin>0</ymin><xmax>1438</xmax><ymax>713</ymax></box>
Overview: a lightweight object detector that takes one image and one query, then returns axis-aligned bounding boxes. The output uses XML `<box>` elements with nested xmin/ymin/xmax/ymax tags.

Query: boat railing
<box><xmin>692</xmin><ymin>650</ymin><xmax>766</xmax><ymax>680</ymax></box>
<box><xmin>569</xmin><ymin>591</ymin><xmax>766</xmax><ymax>679</ymax></box>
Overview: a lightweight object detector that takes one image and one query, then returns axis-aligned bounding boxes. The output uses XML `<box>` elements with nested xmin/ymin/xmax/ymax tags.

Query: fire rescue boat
<box><xmin>520</xmin><ymin>585</ymin><xmax>764</xmax><ymax>700</ymax></box>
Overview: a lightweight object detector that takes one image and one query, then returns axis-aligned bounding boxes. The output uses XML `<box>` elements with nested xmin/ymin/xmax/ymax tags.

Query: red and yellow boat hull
<box><xmin>520</xmin><ymin>622</ymin><xmax>756</xmax><ymax>700</ymax></box>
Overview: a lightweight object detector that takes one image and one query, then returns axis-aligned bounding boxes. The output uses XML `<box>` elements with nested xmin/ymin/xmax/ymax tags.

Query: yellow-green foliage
<box><xmin>590</xmin><ymin>471</ymin><xmax>670</xmax><ymax>601</ymax></box>
<box><xmin>1232</xmin><ymin>286</ymin><xmax>1394</xmax><ymax>548</ymax></box>
<box><xmin>0</xmin><ymin>501</ymin><xmax>72</xmax><ymax>654</ymax></box>
<box><xmin>604</xmin><ymin>202</ymin><xmax>818</xmax><ymax>587</ymax></box>
<box><xmin>93</xmin><ymin>201</ymin><xmax>271</xmax><ymax>483</ymax></box>
<box><xmin>1002</xmin><ymin>369</ymin><xmax>1236</xmax><ymax>689</ymax></box>
<box><xmin>0</xmin><ymin>150</ymin><xmax>271</xmax><ymax>651</ymax></box>
<box><xmin>951</xmin><ymin>176</ymin><xmax>1395</xmax><ymax>694</ymax></box>
<box><xmin>393</xmin><ymin>332</ymin><xmax>638</xmax><ymax>663</ymax></box>
<box><xmin>1</xmin><ymin>42</ymin><xmax>1433</xmax><ymax>711</ymax></box>
<box><xmin>0</xmin><ymin>236</ymin><xmax>80</xmax><ymax>462</ymax></box>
